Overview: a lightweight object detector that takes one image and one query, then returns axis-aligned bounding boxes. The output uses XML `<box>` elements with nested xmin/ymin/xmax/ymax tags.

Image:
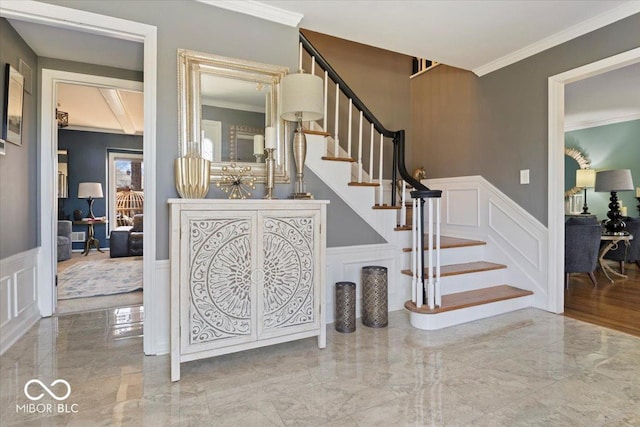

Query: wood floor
<box><xmin>564</xmin><ymin>261</ymin><xmax>640</xmax><ymax>337</ymax></box>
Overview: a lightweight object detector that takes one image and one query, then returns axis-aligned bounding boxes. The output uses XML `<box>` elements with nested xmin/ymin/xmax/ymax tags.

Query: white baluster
<box><xmin>358</xmin><ymin>111</ymin><xmax>363</xmax><ymax>183</ymax></box>
<box><xmin>411</xmin><ymin>196</ymin><xmax>417</xmax><ymax>304</ymax></box>
<box><xmin>334</xmin><ymin>83</ymin><xmax>339</xmax><ymax>157</ymax></box>
<box><xmin>369</xmin><ymin>123</ymin><xmax>374</xmax><ymax>184</ymax></box>
<box><xmin>400</xmin><ymin>180</ymin><xmax>406</xmax><ymax>227</ymax></box>
<box><xmin>427</xmin><ymin>199</ymin><xmax>434</xmax><ymax>310</ymax></box>
<box><xmin>323</xmin><ymin>71</ymin><xmax>328</xmax><ymax>132</ymax></box>
<box><xmin>416</xmin><ymin>199</ymin><xmax>423</xmax><ymax>308</ymax></box>
<box><xmin>378</xmin><ymin>133</ymin><xmax>383</xmax><ymax>205</ymax></box>
<box><xmin>347</xmin><ymin>99</ymin><xmax>353</xmax><ymax>158</ymax></box>
<box><xmin>299</xmin><ymin>42</ymin><xmax>303</xmax><ymax>71</ymax></box>
<box><xmin>435</xmin><ymin>197</ymin><xmax>441</xmax><ymax>307</ymax></box>
<box><xmin>311</xmin><ymin>56</ymin><xmax>316</xmax><ymax>75</ymax></box>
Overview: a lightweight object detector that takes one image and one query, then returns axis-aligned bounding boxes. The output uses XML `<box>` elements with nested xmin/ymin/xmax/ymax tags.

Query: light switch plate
<box><xmin>520</xmin><ymin>169</ymin><xmax>530</xmax><ymax>184</ymax></box>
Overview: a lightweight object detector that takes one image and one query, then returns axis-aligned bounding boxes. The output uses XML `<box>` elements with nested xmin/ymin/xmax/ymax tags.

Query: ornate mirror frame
<box><xmin>178</xmin><ymin>49</ymin><xmax>290</xmax><ymax>183</ymax></box>
<box><xmin>565</xmin><ymin>146</ymin><xmax>591</xmax><ymax>198</ymax></box>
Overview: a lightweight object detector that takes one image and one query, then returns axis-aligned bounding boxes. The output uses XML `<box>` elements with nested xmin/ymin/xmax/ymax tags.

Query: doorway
<box><xmin>0</xmin><ymin>2</ymin><xmax>159</xmax><ymax>354</ymax></box>
<box><xmin>547</xmin><ymin>47</ymin><xmax>640</xmax><ymax>316</ymax></box>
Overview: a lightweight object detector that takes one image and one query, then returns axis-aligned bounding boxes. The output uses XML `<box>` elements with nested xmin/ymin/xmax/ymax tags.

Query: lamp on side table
<box><xmin>595</xmin><ymin>170</ymin><xmax>634</xmax><ymax>234</ymax></box>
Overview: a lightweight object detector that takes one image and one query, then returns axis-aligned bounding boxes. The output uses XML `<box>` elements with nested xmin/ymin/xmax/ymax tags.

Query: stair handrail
<box><xmin>300</xmin><ymin>32</ymin><xmax>432</xmax><ymax>198</ymax></box>
<box><xmin>300</xmin><ymin>32</ymin><xmax>442</xmax><ymax>309</ymax></box>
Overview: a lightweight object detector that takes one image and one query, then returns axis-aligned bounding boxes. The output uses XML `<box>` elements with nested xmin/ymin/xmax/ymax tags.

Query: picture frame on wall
<box><xmin>2</xmin><ymin>64</ymin><xmax>25</xmax><ymax>146</ymax></box>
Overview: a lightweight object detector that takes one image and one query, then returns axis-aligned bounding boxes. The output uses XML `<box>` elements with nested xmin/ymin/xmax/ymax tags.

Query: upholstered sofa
<box><xmin>57</xmin><ymin>220</ymin><xmax>72</xmax><ymax>261</ymax></box>
<box><xmin>109</xmin><ymin>214</ymin><xmax>143</xmax><ymax>257</ymax></box>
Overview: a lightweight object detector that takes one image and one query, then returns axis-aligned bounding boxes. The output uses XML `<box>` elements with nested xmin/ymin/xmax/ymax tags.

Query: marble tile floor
<box><xmin>1</xmin><ymin>307</ymin><xmax>639</xmax><ymax>426</ymax></box>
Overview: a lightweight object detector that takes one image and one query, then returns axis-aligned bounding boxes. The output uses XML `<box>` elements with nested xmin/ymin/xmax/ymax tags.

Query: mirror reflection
<box><xmin>178</xmin><ymin>49</ymin><xmax>290</xmax><ymax>183</ymax></box>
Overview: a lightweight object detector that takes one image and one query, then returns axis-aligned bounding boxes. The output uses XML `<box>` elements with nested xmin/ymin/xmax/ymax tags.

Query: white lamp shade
<box><xmin>576</xmin><ymin>169</ymin><xmax>596</xmax><ymax>188</ymax></box>
<box><xmin>78</xmin><ymin>182</ymin><xmax>104</xmax><ymax>198</ymax></box>
<box><xmin>280</xmin><ymin>73</ymin><xmax>324</xmax><ymax>122</ymax></box>
<box><xmin>594</xmin><ymin>169</ymin><xmax>634</xmax><ymax>192</ymax></box>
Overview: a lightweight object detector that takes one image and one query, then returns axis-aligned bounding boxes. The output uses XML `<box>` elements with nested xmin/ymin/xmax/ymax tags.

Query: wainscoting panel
<box><xmin>446</xmin><ymin>188</ymin><xmax>479</xmax><ymax>227</ymax></box>
<box><xmin>325</xmin><ymin>244</ymin><xmax>400</xmax><ymax>325</ymax></box>
<box><xmin>0</xmin><ymin>275</ymin><xmax>11</xmax><ymax>329</ymax></box>
<box><xmin>153</xmin><ymin>259</ymin><xmax>170</xmax><ymax>355</ymax></box>
<box><xmin>425</xmin><ymin>176</ymin><xmax>548</xmax><ymax>309</ymax></box>
<box><xmin>489</xmin><ymin>201</ymin><xmax>541</xmax><ymax>270</ymax></box>
<box><xmin>0</xmin><ymin>248</ymin><xmax>40</xmax><ymax>355</ymax></box>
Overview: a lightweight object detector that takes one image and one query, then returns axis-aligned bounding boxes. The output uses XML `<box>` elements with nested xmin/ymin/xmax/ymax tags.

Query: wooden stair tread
<box><xmin>402</xmin><ymin>236</ymin><xmax>486</xmax><ymax>252</ymax></box>
<box><xmin>401</xmin><ymin>261</ymin><xmax>506</xmax><ymax>277</ymax></box>
<box><xmin>404</xmin><ymin>285</ymin><xmax>533</xmax><ymax>314</ymax></box>
<box><xmin>349</xmin><ymin>182</ymin><xmax>380</xmax><ymax>187</ymax></box>
<box><xmin>303</xmin><ymin>129</ymin><xmax>330</xmax><ymax>136</ymax></box>
<box><xmin>321</xmin><ymin>156</ymin><xmax>356</xmax><ymax>162</ymax></box>
<box><xmin>373</xmin><ymin>204</ymin><xmax>401</xmax><ymax>210</ymax></box>
<box><xmin>395</xmin><ymin>225</ymin><xmax>412</xmax><ymax>231</ymax></box>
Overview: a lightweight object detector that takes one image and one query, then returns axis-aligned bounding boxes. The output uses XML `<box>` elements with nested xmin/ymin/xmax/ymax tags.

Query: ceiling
<box><xmin>207</xmin><ymin>0</ymin><xmax>640</xmax><ymax>76</ymax></box>
<box><xmin>6</xmin><ymin>1</ymin><xmax>640</xmax><ymax>134</ymax></box>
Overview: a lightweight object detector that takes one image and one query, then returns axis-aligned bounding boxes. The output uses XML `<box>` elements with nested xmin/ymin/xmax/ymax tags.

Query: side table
<box><xmin>599</xmin><ymin>234</ymin><xmax>633</xmax><ymax>282</ymax></box>
<box><xmin>73</xmin><ymin>218</ymin><xmax>108</xmax><ymax>256</ymax></box>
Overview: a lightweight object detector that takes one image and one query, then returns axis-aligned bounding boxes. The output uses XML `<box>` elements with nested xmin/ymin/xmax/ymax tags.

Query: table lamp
<box><xmin>280</xmin><ymin>71</ymin><xmax>323</xmax><ymax>199</ymax></box>
<box><xmin>595</xmin><ymin>169</ymin><xmax>634</xmax><ymax>234</ymax></box>
<box><xmin>78</xmin><ymin>182</ymin><xmax>104</xmax><ymax>219</ymax></box>
<box><xmin>576</xmin><ymin>168</ymin><xmax>596</xmax><ymax>215</ymax></box>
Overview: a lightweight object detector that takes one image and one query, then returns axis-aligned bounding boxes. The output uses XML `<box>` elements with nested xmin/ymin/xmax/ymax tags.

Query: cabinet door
<box><xmin>258</xmin><ymin>210</ymin><xmax>321</xmax><ymax>339</ymax></box>
<box><xmin>180</xmin><ymin>211</ymin><xmax>257</xmax><ymax>354</ymax></box>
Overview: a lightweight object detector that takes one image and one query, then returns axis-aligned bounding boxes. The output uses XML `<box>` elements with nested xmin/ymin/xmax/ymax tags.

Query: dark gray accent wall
<box><xmin>0</xmin><ymin>18</ymin><xmax>38</xmax><ymax>259</ymax></box>
<box><xmin>411</xmin><ymin>13</ymin><xmax>640</xmax><ymax>225</ymax></box>
<box><xmin>58</xmin><ymin>129</ymin><xmax>143</xmax><ymax>249</ymax></box>
<box><xmin>31</xmin><ymin>1</ymin><xmax>386</xmax><ymax>256</ymax></box>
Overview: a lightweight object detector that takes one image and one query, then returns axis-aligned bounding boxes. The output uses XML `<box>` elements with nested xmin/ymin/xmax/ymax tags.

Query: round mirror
<box><xmin>564</xmin><ymin>146</ymin><xmax>590</xmax><ymax>198</ymax></box>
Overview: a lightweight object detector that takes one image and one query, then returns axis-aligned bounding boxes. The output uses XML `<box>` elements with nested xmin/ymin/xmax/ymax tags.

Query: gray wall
<box><xmin>0</xmin><ymin>19</ymin><xmax>38</xmax><ymax>259</ymax></box>
<box><xmin>411</xmin><ymin>13</ymin><xmax>640</xmax><ymax>225</ymax></box>
<box><xmin>33</xmin><ymin>1</ymin><xmax>385</xmax><ymax>257</ymax></box>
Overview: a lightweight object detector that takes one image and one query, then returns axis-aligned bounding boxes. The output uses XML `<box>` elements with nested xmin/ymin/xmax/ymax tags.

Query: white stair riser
<box><xmin>408</xmin><ymin>295</ymin><xmax>533</xmax><ymax>330</ymax></box>
<box><xmin>400</xmin><ymin>268</ymin><xmax>506</xmax><ymax>296</ymax></box>
<box><xmin>399</xmin><ymin>245</ymin><xmax>486</xmax><ymax>269</ymax></box>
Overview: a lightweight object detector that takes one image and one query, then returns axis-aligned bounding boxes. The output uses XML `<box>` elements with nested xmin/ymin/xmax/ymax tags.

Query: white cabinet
<box><xmin>169</xmin><ymin>199</ymin><xmax>328</xmax><ymax>381</ymax></box>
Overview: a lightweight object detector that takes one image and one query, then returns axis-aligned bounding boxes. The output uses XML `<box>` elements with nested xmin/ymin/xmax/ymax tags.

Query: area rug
<box><xmin>58</xmin><ymin>256</ymin><xmax>143</xmax><ymax>300</ymax></box>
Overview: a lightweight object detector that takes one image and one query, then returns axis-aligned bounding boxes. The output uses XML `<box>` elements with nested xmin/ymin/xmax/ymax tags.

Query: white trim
<box><xmin>1</xmin><ymin>1</ymin><xmax>159</xmax><ymax>355</ymax></box>
<box><xmin>196</xmin><ymin>0</ymin><xmax>303</xmax><ymax>27</ymax></box>
<box><xmin>473</xmin><ymin>2</ymin><xmax>640</xmax><ymax>76</ymax></box>
<box><xmin>565</xmin><ymin>112</ymin><xmax>640</xmax><ymax>132</ymax></box>
<box><xmin>548</xmin><ymin>47</ymin><xmax>640</xmax><ymax>314</ymax></box>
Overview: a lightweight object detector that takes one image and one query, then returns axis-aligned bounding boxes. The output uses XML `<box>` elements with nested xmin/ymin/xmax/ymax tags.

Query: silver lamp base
<box><xmin>290</xmin><ymin>116</ymin><xmax>313</xmax><ymax>199</ymax></box>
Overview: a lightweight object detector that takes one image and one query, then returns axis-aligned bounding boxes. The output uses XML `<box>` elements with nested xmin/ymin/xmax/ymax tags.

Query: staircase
<box><xmin>299</xmin><ymin>33</ymin><xmax>534</xmax><ymax>330</ymax></box>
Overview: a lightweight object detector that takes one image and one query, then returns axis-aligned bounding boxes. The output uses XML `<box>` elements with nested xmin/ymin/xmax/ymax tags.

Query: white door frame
<box><xmin>0</xmin><ymin>1</ymin><xmax>159</xmax><ymax>354</ymax></box>
<box><xmin>547</xmin><ymin>47</ymin><xmax>640</xmax><ymax>313</ymax></box>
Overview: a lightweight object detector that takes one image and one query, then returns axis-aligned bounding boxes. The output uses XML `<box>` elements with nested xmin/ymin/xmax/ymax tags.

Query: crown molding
<box><xmin>473</xmin><ymin>1</ymin><xmax>640</xmax><ymax>77</ymax></box>
<box><xmin>196</xmin><ymin>0</ymin><xmax>303</xmax><ymax>27</ymax></box>
<box><xmin>565</xmin><ymin>112</ymin><xmax>640</xmax><ymax>132</ymax></box>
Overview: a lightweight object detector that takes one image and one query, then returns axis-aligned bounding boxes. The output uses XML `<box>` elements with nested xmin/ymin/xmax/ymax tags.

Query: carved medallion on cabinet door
<box><xmin>188</xmin><ymin>218</ymin><xmax>253</xmax><ymax>344</ymax></box>
<box><xmin>262</xmin><ymin>215</ymin><xmax>316</xmax><ymax>331</ymax></box>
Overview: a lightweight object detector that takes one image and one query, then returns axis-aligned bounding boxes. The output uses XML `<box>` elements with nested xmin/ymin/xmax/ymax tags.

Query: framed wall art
<box><xmin>2</xmin><ymin>64</ymin><xmax>25</xmax><ymax>146</ymax></box>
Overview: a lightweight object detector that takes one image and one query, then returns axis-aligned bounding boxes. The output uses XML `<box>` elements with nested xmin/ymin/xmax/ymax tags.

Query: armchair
<box><xmin>603</xmin><ymin>217</ymin><xmax>640</xmax><ymax>274</ymax></box>
<box><xmin>109</xmin><ymin>214</ymin><xmax>143</xmax><ymax>257</ymax></box>
<box><xmin>57</xmin><ymin>220</ymin><xmax>72</xmax><ymax>261</ymax></box>
<box><xmin>565</xmin><ymin>220</ymin><xmax>601</xmax><ymax>289</ymax></box>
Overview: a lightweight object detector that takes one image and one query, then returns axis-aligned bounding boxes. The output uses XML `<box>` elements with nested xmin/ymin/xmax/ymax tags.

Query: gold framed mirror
<box><xmin>178</xmin><ymin>49</ymin><xmax>290</xmax><ymax>183</ymax></box>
